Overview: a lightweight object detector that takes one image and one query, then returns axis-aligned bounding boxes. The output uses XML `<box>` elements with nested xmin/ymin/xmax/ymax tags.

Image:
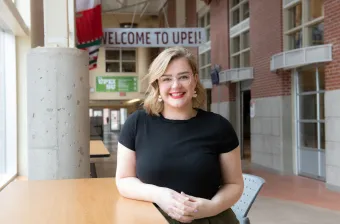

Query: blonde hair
<box><xmin>143</xmin><ymin>46</ymin><xmax>206</xmax><ymax>116</ymax></box>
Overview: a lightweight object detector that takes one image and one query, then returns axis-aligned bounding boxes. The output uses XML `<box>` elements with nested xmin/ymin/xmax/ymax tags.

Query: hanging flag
<box><xmin>76</xmin><ymin>0</ymin><xmax>103</xmax><ymax>70</ymax></box>
<box><xmin>88</xmin><ymin>45</ymin><xmax>100</xmax><ymax>70</ymax></box>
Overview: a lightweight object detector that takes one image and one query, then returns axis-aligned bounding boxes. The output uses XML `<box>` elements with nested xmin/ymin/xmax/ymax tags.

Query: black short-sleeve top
<box><xmin>118</xmin><ymin>108</ymin><xmax>239</xmax><ymax>200</ymax></box>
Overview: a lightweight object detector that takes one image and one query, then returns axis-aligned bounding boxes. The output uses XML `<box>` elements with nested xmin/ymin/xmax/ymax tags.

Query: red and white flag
<box><xmin>76</xmin><ymin>0</ymin><xmax>103</xmax><ymax>70</ymax></box>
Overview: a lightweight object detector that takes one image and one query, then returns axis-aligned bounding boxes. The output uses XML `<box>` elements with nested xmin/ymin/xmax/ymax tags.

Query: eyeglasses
<box><xmin>158</xmin><ymin>73</ymin><xmax>193</xmax><ymax>87</ymax></box>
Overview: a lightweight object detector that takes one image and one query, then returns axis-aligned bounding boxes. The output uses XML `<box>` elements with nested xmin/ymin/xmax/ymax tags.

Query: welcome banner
<box><xmin>103</xmin><ymin>28</ymin><xmax>207</xmax><ymax>48</ymax></box>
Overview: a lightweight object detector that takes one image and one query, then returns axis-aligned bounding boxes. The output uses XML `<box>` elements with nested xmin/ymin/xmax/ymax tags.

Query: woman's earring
<box><xmin>158</xmin><ymin>95</ymin><xmax>163</xmax><ymax>102</ymax></box>
<box><xmin>193</xmin><ymin>90</ymin><xmax>197</xmax><ymax>98</ymax></box>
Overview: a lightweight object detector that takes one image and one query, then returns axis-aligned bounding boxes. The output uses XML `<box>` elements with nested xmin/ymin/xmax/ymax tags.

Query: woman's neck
<box><xmin>162</xmin><ymin>105</ymin><xmax>197</xmax><ymax>120</ymax></box>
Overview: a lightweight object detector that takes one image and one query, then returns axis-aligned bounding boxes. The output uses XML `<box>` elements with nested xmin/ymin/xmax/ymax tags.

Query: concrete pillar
<box><xmin>138</xmin><ymin>48</ymin><xmax>150</xmax><ymax>93</ymax></box>
<box><xmin>27</xmin><ymin>48</ymin><xmax>90</xmax><ymax>180</ymax></box>
<box><xmin>27</xmin><ymin>0</ymin><xmax>90</xmax><ymax>180</ymax></box>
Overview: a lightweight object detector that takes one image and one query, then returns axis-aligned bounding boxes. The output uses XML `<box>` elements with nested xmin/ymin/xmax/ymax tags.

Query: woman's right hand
<box><xmin>154</xmin><ymin>188</ymin><xmax>197</xmax><ymax>223</ymax></box>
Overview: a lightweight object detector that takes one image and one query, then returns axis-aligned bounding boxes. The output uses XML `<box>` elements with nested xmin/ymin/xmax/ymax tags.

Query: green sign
<box><xmin>96</xmin><ymin>76</ymin><xmax>138</xmax><ymax>92</ymax></box>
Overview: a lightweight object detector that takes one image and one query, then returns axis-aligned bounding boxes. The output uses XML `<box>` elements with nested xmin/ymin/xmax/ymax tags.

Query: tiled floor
<box><xmin>94</xmin><ymin>127</ymin><xmax>340</xmax><ymax>223</ymax></box>
<box><xmin>243</xmin><ymin>162</ymin><xmax>340</xmax><ymax>211</ymax></box>
<box><xmin>248</xmin><ymin>197</ymin><xmax>340</xmax><ymax>224</ymax></box>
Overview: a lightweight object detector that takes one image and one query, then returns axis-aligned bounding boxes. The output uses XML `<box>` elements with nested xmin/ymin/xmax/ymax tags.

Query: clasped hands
<box><xmin>156</xmin><ymin>188</ymin><xmax>214</xmax><ymax>223</ymax></box>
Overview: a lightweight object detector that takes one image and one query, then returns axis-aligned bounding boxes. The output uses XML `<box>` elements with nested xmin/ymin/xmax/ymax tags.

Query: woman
<box><xmin>116</xmin><ymin>46</ymin><xmax>244</xmax><ymax>224</ymax></box>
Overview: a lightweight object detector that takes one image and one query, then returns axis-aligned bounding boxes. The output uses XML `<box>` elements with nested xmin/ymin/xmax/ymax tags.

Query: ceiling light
<box><xmin>126</xmin><ymin>98</ymin><xmax>141</xmax><ymax>104</ymax></box>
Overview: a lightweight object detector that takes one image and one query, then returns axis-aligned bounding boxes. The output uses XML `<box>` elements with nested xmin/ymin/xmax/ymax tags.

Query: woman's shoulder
<box><xmin>198</xmin><ymin>109</ymin><xmax>230</xmax><ymax>122</ymax></box>
<box><xmin>198</xmin><ymin>109</ymin><xmax>234</xmax><ymax>129</ymax></box>
<box><xmin>126</xmin><ymin>109</ymin><xmax>159</xmax><ymax>123</ymax></box>
<box><xmin>129</xmin><ymin>109</ymin><xmax>146</xmax><ymax>117</ymax></box>
<box><xmin>125</xmin><ymin>109</ymin><xmax>147</xmax><ymax>122</ymax></box>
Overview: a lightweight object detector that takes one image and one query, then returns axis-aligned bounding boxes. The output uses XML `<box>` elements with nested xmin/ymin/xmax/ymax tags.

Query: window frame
<box><xmin>198</xmin><ymin>8</ymin><xmax>211</xmax><ymax>80</ymax></box>
<box><xmin>0</xmin><ymin>30</ymin><xmax>17</xmax><ymax>189</ymax></box>
<box><xmin>199</xmin><ymin>50</ymin><xmax>211</xmax><ymax>79</ymax></box>
<box><xmin>295</xmin><ymin>66</ymin><xmax>326</xmax><ymax>180</ymax></box>
<box><xmin>105</xmin><ymin>48</ymin><xmax>137</xmax><ymax>73</ymax></box>
<box><xmin>230</xmin><ymin>0</ymin><xmax>250</xmax><ymax>28</ymax></box>
<box><xmin>284</xmin><ymin>0</ymin><xmax>324</xmax><ymax>50</ymax></box>
<box><xmin>198</xmin><ymin>10</ymin><xmax>210</xmax><ymax>42</ymax></box>
<box><xmin>230</xmin><ymin>30</ymin><xmax>250</xmax><ymax>68</ymax></box>
<box><xmin>0</xmin><ymin>34</ymin><xmax>5</xmax><ymax>174</ymax></box>
<box><xmin>296</xmin><ymin>66</ymin><xmax>325</xmax><ymax>152</ymax></box>
<box><xmin>93</xmin><ymin>110</ymin><xmax>103</xmax><ymax>117</ymax></box>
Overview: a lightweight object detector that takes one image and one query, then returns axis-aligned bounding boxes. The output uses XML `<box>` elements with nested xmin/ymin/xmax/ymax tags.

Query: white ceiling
<box><xmin>101</xmin><ymin>0</ymin><xmax>167</xmax><ymax>15</ymax></box>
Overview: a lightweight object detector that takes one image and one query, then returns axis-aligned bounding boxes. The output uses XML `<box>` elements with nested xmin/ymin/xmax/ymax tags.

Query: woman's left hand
<box><xmin>178</xmin><ymin>192</ymin><xmax>216</xmax><ymax>220</ymax></box>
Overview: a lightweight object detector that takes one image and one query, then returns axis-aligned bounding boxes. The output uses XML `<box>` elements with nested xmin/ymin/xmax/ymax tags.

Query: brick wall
<box><xmin>324</xmin><ymin>0</ymin><xmax>340</xmax><ymax>90</ymax></box>
<box><xmin>185</xmin><ymin>0</ymin><xmax>197</xmax><ymax>28</ymax></box>
<box><xmin>167</xmin><ymin>0</ymin><xmax>176</xmax><ymax>27</ymax></box>
<box><xmin>250</xmin><ymin>0</ymin><xmax>291</xmax><ymax>99</ymax></box>
<box><xmin>210</xmin><ymin>0</ymin><xmax>235</xmax><ymax>102</ymax></box>
<box><xmin>159</xmin><ymin>9</ymin><xmax>165</xmax><ymax>28</ymax></box>
<box><xmin>158</xmin><ymin>0</ymin><xmax>176</xmax><ymax>53</ymax></box>
<box><xmin>185</xmin><ymin>0</ymin><xmax>198</xmax><ymax>58</ymax></box>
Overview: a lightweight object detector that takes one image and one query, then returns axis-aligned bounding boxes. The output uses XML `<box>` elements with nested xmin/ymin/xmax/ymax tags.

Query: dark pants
<box><xmin>156</xmin><ymin>206</ymin><xmax>240</xmax><ymax>224</ymax></box>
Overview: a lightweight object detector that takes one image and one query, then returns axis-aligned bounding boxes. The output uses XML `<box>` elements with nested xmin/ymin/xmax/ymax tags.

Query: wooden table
<box><xmin>90</xmin><ymin>140</ymin><xmax>110</xmax><ymax>178</ymax></box>
<box><xmin>0</xmin><ymin>178</ymin><xmax>167</xmax><ymax>224</ymax></box>
<box><xmin>90</xmin><ymin>140</ymin><xmax>110</xmax><ymax>158</ymax></box>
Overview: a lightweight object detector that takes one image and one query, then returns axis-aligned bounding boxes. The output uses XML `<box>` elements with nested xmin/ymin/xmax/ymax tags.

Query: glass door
<box><xmin>110</xmin><ymin>110</ymin><xmax>120</xmax><ymax>131</ymax></box>
<box><xmin>295</xmin><ymin>66</ymin><xmax>325</xmax><ymax>180</ymax></box>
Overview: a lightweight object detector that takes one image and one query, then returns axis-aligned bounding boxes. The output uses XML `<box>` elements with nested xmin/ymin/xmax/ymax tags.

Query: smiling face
<box><xmin>158</xmin><ymin>57</ymin><xmax>197</xmax><ymax>110</ymax></box>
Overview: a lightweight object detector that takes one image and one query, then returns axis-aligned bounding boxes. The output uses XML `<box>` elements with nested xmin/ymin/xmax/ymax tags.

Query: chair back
<box><xmin>231</xmin><ymin>173</ymin><xmax>265</xmax><ymax>218</ymax></box>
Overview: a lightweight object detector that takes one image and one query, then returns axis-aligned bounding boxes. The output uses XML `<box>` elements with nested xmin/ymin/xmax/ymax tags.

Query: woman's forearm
<box><xmin>209</xmin><ymin>183</ymin><xmax>244</xmax><ymax>216</ymax></box>
<box><xmin>116</xmin><ymin>177</ymin><xmax>162</xmax><ymax>203</ymax></box>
